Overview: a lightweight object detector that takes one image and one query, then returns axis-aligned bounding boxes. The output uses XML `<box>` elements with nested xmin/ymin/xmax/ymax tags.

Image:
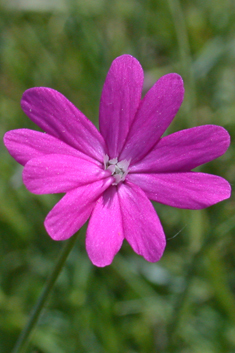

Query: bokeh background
<box><xmin>0</xmin><ymin>0</ymin><xmax>235</xmax><ymax>352</ymax></box>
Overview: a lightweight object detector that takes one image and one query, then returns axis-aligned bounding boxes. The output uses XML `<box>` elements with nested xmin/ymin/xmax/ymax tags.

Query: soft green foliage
<box><xmin>0</xmin><ymin>0</ymin><xmax>235</xmax><ymax>352</ymax></box>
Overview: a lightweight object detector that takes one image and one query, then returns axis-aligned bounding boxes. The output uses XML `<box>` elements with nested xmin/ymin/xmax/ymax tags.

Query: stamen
<box><xmin>104</xmin><ymin>155</ymin><xmax>130</xmax><ymax>185</ymax></box>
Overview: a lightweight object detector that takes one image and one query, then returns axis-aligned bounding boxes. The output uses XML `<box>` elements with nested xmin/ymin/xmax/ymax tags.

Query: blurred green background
<box><xmin>0</xmin><ymin>0</ymin><xmax>235</xmax><ymax>352</ymax></box>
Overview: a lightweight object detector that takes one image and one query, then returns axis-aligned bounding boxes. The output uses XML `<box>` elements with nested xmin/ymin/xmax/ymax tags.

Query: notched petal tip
<box><xmin>157</xmin><ymin>73</ymin><xmax>185</xmax><ymax>111</ymax></box>
<box><xmin>3</xmin><ymin>130</ymin><xmax>11</xmax><ymax>149</ymax></box>
<box><xmin>44</xmin><ymin>222</ymin><xmax>67</xmax><ymax>241</ymax></box>
<box><xmin>20</xmin><ymin>87</ymin><xmax>63</xmax><ymax>124</ymax></box>
<box><xmin>44</xmin><ymin>216</ymin><xmax>75</xmax><ymax>242</ymax></box>
<box><xmin>21</xmin><ymin>87</ymin><xmax>62</xmax><ymax>119</ymax></box>
<box><xmin>21</xmin><ymin>87</ymin><xmax>43</xmax><ymax>109</ymax></box>
<box><xmin>21</xmin><ymin>86</ymin><xmax>55</xmax><ymax>101</ymax></box>
<box><xmin>111</xmin><ymin>53</ymin><xmax>142</xmax><ymax>66</ymax></box>
<box><xmin>3</xmin><ymin>129</ymin><xmax>27</xmax><ymax>166</ymax></box>
<box><xmin>217</xmin><ymin>125</ymin><xmax>231</xmax><ymax>152</ymax></box>
<box><xmin>161</xmin><ymin>72</ymin><xmax>185</xmax><ymax>96</ymax></box>
<box><xmin>3</xmin><ymin>130</ymin><xmax>20</xmax><ymax>149</ymax></box>
<box><xmin>89</xmin><ymin>256</ymin><xmax>114</xmax><ymax>268</ymax></box>
<box><xmin>165</xmin><ymin>72</ymin><xmax>184</xmax><ymax>81</ymax></box>
<box><xmin>223</xmin><ymin>179</ymin><xmax>232</xmax><ymax>200</ymax></box>
<box><xmin>134</xmin><ymin>235</ymin><xmax>166</xmax><ymax>263</ymax></box>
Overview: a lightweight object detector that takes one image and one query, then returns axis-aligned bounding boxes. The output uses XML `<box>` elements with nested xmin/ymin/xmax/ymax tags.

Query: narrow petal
<box><xmin>21</xmin><ymin>87</ymin><xmax>106</xmax><ymax>162</ymax></box>
<box><xmin>130</xmin><ymin>125</ymin><xmax>230</xmax><ymax>173</ymax></box>
<box><xmin>86</xmin><ymin>186</ymin><xmax>124</xmax><ymax>267</ymax></box>
<box><xmin>128</xmin><ymin>172</ymin><xmax>231</xmax><ymax>210</ymax></box>
<box><xmin>99</xmin><ymin>55</ymin><xmax>144</xmax><ymax>158</ymax></box>
<box><xmin>3</xmin><ymin>129</ymin><xmax>96</xmax><ymax>166</ymax></box>
<box><xmin>120</xmin><ymin>74</ymin><xmax>184</xmax><ymax>164</ymax></box>
<box><xmin>23</xmin><ymin>154</ymin><xmax>110</xmax><ymax>194</ymax></box>
<box><xmin>44</xmin><ymin>178</ymin><xmax>113</xmax><ymax>241</ymax></box>
<box><xmin>117</xmin><ymin>182</ymin><xmax>166</xmax><ymax>262</ymax></box>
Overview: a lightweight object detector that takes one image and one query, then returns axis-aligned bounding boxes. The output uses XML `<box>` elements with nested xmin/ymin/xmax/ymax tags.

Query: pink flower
<box><xmin>3</xmin><ymin>55</ymin><xmax>231</xmax><ymax>267</ymax></box>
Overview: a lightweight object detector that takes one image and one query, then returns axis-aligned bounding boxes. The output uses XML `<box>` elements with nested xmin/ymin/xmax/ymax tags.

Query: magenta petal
<box><xmin>128</xmin><ymin>172</ymin><xmax>231</xmax><ymax>210</ymax></box>
<box><xmin>44</xmin><ymin>178</ymin><xmax>113</xmax><ymax>241</ymax></box>
<box><xmin>21</xmin><ymin>88</ymin><xmax>106</xmax><ymax>162</ymax></box>
<box><xmin>23</xmin><ymin>154</ymin><xmax>110</xmax><ymax>194</ymax></box>
<box><xmin>130</xmin><ymin>125</ymin><xmax>230</xmax><ymax>173</ymax></box>
<box><xmin>120</xmin><ymin>74</ymin><xmax>184</xmax><ymax>164</ymax></box>
<box><xmin>117</xmin><ymin>182</ymin><xmax>166</xmax><ymax>262</ymax></box>
<box><xmin>86</xmin><ymin>186</ymin><xmax>124</xmax><ymax>267</ymax></box>
<box><xmin>3</xmin><ymin>129</ymin><xmax>96</xmax><ymax>166</ymax></box>
<box><xmin>99</xmin><ymin>55</ymin><xmax>144</xmax><ymax>158</ymax></box>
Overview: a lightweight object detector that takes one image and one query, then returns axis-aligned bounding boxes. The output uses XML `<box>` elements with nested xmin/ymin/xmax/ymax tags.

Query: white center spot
<box><xmin>104</xmin><ymin>155</ymin><xmax>130</xmax><ymax>185</ymax></box>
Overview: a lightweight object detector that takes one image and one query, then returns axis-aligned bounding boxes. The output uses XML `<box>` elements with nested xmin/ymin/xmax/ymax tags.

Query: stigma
<box><xmin>104</xmin><ymin>155</ymin><xmax>130</xmax><ymax>185</ymax></box>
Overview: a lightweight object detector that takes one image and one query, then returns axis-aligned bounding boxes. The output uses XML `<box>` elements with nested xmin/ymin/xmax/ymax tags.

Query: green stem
<box><xmin>12</xmin><ymin>233</ymin><xmax>79</xmax><ymax>353</ymax></box>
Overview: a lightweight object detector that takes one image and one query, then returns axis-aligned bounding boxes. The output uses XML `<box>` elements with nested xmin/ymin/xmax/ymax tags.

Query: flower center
<box><xmin>104</xmin><ymin>155</ymin><xmax>130</xmax><ymax>185</ymax></box>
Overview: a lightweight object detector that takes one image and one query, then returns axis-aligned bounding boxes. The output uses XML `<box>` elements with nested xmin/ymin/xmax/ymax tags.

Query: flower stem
<box><xmin>12</xmin><ymin>233</ymin><xmax>79</xmax><ymax>353</ymax></box>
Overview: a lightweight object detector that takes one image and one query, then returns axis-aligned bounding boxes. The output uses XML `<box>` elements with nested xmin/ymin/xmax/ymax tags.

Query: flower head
<box><xmin>4</xmin><ymin>55</ymin><xmax>231</xmax><ymax>267</ymax></box>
